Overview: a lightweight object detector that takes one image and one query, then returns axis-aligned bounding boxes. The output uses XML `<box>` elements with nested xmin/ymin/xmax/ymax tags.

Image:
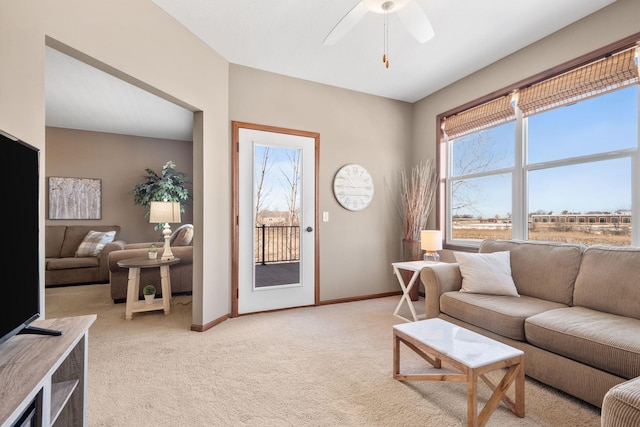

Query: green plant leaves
<box><xmin>131</xmin><ymin>161</ymin><xmax>191</xmax><ymax>221</ymax></box>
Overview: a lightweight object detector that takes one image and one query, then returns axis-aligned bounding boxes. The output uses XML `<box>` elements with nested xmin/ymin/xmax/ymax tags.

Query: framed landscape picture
<box><xmin>48</xmin><ymin>177</ymin><xmax>102</xmax><ymax>220</ymax></box>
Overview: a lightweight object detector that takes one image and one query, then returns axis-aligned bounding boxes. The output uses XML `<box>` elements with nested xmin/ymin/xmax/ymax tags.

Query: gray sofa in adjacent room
<box><xmin>45</xmin><ymin>225</ymin><xmax>125</xmax><ymax>286</ymax></box>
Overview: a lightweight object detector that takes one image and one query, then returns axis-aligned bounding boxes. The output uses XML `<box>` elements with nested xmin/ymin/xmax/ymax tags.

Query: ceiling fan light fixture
<box><xmin>363</xmin><ymin>0</ymin><xmax>410</xmax><ymax>14</ymax></box>
<box><xmin>382</xmin><ymin>2</ymin><xmax>391</xmax><ymax>68</ymax></box>
<box><xmin>323</xmin><ymin>0</ymin><xmax>434</xmax><ymax>64</ymax></box>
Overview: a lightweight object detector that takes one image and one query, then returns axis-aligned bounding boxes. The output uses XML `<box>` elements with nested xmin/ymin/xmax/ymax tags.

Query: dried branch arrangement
<box><xmin>398</xmin><ymin>159</ymin><xmax>438</xmax><ymax>241</ymax></box>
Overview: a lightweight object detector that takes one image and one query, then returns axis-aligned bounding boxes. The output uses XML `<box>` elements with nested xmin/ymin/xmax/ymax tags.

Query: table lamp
<box><xmin>149</xmin><ymin>201</ymin><xmax>181</xmax><ymax>260</ymax></box>
<box><xmin>421</xmin><ymin>230</ymin><xmax>442</xmax><ymax>262</ymax></box>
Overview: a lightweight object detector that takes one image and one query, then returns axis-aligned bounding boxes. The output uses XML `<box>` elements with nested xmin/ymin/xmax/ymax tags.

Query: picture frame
<box><xmin>48</xmin><ymin>177</ymin><xmax>102</xmax><ymax>220</ymax></box>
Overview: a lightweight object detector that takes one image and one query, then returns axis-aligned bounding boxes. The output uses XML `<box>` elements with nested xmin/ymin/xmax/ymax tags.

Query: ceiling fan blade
<box><xmin>396</xmin><ymin>0</ymin><xmax>434</xmax><ymax>44</ymax></box>
<box><xmin>323</xmin><ymin>1</ymin><xmax>368</xmax><ymax>46</ymax></box>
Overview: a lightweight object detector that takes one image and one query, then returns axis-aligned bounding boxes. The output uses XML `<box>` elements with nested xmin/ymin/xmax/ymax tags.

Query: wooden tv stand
<box><xmin>0</xmin><ymin>315</ymin><xmax>96</xmax><ymax>427</ymax></box>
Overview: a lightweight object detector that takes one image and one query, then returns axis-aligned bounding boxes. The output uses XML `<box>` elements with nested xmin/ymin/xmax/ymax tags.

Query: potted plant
<box><xmin>131</xmin><ymin>160</ymin><xmax>190</xmax><ymax>229</ymax></box>
<box><xmin>143</xmin><ymin>285</ymin><xmax>156</xmax><ymax>304</ymax></box>
<box><xmin>148</xmin><ymin>243</ymin><xmax>158</xmax><ymax>260</ymax></box>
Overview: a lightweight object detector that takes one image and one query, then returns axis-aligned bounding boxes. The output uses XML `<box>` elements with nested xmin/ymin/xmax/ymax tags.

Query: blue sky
<box><xmin>254</xmin><ymin>145</ymin><xmax>301</xmax><ymax>212</ymax></box>
<box><xmin>452</xmin><ymin>85</ymin><xmax>638</xmax><ymax>218</ymax></box>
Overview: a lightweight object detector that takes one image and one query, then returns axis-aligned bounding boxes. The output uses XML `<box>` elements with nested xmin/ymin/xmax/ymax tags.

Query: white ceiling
<box><xmin>45</xmin><ymin>0</ymin><xmax>617</xmax><ymax>141</ymax></box>
<box><xmin>45</xmin><ymin>47</ymin><xmax>194</xmax><ymax>141</ymax></box>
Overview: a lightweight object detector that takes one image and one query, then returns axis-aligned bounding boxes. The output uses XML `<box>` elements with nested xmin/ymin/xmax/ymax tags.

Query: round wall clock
<box><xmin>333</xmin><ymin>163</ymin><xmax>374</xmax><ymax>211</ymax></box>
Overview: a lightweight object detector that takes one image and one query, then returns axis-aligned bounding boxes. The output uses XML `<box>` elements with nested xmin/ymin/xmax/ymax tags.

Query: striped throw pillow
<box><xmin>75</xmin><ymin>230</ymin><xmax>116</xmax><ymax>257</ymax></box>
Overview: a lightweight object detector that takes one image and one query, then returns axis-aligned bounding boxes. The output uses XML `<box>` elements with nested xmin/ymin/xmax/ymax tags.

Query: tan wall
<box><xmin>0</xmin><ymin>0</ymin><xmax>230</xmax><ymax>328</ymax></box>
<box><xmin>45</xmin><ymin>127</ymin><xmax>193</xmax><ymax>243</ymax></box>
<box><xmin>230</xmin><ymin>65</ymin><xmax>413</xmax><ymax>300</ymax></box>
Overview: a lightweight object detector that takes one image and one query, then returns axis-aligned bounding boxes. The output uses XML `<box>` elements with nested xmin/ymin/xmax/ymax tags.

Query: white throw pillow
<box><xmin>454</xmin><ymin>251</ymin><xmax>520</xmax><ymax>297</ymax></box>
<box><xmin>76</xmin><ymin>230</ymin><xmax>116</xmax><ymax>257</ymax></box>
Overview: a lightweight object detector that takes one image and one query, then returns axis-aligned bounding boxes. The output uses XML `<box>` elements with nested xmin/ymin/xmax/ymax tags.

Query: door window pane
<box><xmin>528</xmin><ymin>158</ymin><xmax>631</xmax><ymax>246</ymax></box>
<box><xmin>254</xmin><ymin>145</ymin><xmax>301</xmax><ymax>287</ymax></box>
<box><xmin>451</xmin><ymin>174</ymin><xmax>512</xmax><ymax>241</ymax></box>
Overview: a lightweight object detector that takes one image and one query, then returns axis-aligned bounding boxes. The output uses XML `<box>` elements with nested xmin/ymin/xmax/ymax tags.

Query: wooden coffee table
<box><xmin>393</xmin><ymin>318</ymin><xmax>524</xmax><ymax>427</ymax></box>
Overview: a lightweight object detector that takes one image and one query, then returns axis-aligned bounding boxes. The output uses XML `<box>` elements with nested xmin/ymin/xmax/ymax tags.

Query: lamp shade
<box><xmin>149</xmin><ymin>201</ymin><xmax>181</xmax><ymax>224</ymax></box>
<box><xmin>421</xmin><ymin>230</ymin><xmax>443</xmax><ymax>252</ymax></box>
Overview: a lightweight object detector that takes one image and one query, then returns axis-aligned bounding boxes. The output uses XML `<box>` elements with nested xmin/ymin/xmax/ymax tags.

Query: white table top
<box><xmin>391</xmin><ymin>260</ymin><xmax>439</xmax><ymax>271</ymax></box>
<box><xmin>393</xmin><ymin>318</ymin><xmax>523</xmax><ymax>368</ymax></box>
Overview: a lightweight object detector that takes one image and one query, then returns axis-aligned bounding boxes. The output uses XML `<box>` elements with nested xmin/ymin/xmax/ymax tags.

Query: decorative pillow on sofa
<box><xmin>454</xmin><ymin>251</ymin><xmax>520</xmax><ymax>297</ymax></box>
<box><xmin>170</xmin><ymin>224</ymin><xmax>193</xmax><ymax>246</ymax></box>
<box><xmin>75</xmin><ymin>230</ymin><xmax>116</xmax><ymax>257</ymax></box>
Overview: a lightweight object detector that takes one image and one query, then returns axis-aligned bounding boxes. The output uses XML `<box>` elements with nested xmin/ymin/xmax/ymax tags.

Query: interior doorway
<box><xmin>44</xmin><ymin>41</ymin><xmax>198</xmax><ymax>323</ymax></box>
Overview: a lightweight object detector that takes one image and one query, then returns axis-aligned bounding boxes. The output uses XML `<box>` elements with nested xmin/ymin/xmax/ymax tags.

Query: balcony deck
<box><xmin>255</xmin><ymin>262</ymin><xmax>300</xmax><ymax>287</ymax></box>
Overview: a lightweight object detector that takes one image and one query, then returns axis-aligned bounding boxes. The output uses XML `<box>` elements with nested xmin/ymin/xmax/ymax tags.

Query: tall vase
<box><xmin>402</xmin><ymin>239</ymin><xmax>422</xmax><ymax>301</ymax></box>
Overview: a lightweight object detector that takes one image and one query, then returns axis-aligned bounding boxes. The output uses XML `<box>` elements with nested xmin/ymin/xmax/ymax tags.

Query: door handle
<box><xmin>306</xmin><ymin>226</ymin><xmax>313</xmax><ymax>232</ymax></box>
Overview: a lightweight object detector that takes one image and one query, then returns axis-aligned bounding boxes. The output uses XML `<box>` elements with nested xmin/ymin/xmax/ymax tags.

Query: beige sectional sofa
<box><xmin>421</xmin><ymin>239</ymin><xmax>640</xmax><ymax>408</ymax></box>
<box><xmin>45</xmin><ymin>225</ymin><xmax>125</xmax><ymax>286</ymax></box>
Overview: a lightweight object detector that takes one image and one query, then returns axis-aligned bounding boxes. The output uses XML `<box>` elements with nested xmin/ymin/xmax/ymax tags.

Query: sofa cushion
<box><xmin>440</xmin><ymin>291</ymin><xmax>567</xmax><ymax>341</ymax></box>
<box><xmin>479</xmin><ymin>239</ymin><xmax>585</xmax><ymax>305</ymax></box>
<box><xmin>574</xmin><ymin>246</ymin><xmax>640</xmax><ymax>320</ymax></box>
<box><xmin>525</xmin><ymin>306</ymin><xmax>640</xmax><ymax>379</ymax></box>
<box><xmin>58</xmin><ymin>225</ymin><xmax>120</xmax><ymax>258</ymax></box>
<box><xmin>45</xmin><ymin>225</ymin><xmax>66</xmax><ymax>258</ymax></box>
<box><xmin>454</xmin><ymin>251</ymin><xmax>519</xmax><ymax>297</ymax></box>
<box><xmin>46</xmin><ymin>256</ymin><xmax>99</xmax><ymax>271</ymax></box>
<box><xmin>75</xmin><ymin>230</ymin><xmax>116</xmax><ymax>257</ymax></box>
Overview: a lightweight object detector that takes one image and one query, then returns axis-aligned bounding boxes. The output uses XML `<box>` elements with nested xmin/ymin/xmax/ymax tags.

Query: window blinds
<box><xmin>517</xmin><ymin>47</ymin><xmax>639</xmax><ymax>117</ymax></box>
<box><xmin>442</xmin><ymin>95</ymin><xmax>514</xmax><ymax>140</ymax></box>
<box><xmin>443</xmin><ymin>46</ymin><xmax>639</xmax><ymax>140</ymax></box>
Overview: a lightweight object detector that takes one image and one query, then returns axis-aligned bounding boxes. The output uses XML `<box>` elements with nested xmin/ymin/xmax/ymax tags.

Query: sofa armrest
<box><xmin>109</xmin><ymin>248</ymin><xmax>146</xmax><ymax>271</ymax></box>
<box><xmin>421</xmin><ymin>263</ymin><xmax>462</xmax><ymax>319</ymax></box>
<box><xmin>124</xmin><ymin>242</ymin><xmax>158</xmax><ymax>250</ymax></box>
<box><xmin>98</xmin><ymin>240</ymin><xmax>127</xmax><ymax>280</ymax></box>
<box><xmin>108</xmin><ymin>240</ymin><xmax>127</xmax><ymax>251</ymax></box>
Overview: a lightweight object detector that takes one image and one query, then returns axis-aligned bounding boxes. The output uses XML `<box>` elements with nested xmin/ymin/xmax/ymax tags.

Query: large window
<box><xmin>441</xmin><ymin>45</ymin><xmax>639</xmax><ymax>248</ymax></box>
<box><xmin>450</xmin><ymin>122</ymin><xmax>514</xmax><ymax>241</ymax></box>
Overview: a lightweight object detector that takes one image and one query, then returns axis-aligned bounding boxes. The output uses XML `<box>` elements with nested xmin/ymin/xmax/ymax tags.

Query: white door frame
<box><xmin>232</xmin><ymin>122</ymin><xmax>319</xmax><ymax>316</ymax></box>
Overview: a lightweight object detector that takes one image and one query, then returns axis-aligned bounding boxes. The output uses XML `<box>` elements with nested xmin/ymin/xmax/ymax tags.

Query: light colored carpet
<box><xmin>45</xmin><ymin>285</ymin><xmax>601</xmax><ymax>426</ymax></box>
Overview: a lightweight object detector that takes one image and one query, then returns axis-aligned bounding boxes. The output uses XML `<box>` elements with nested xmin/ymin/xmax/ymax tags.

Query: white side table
<box><xmin>392</xmin><ymin>260</ymin><xmax>438</xmax><ymax>322</ymax></box>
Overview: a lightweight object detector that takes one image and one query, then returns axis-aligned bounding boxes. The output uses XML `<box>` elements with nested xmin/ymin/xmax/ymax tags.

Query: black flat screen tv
<box><xmin>0</xmin><ymin>131</ymin><xmax>42</xmax><ymax>345</ymax></box>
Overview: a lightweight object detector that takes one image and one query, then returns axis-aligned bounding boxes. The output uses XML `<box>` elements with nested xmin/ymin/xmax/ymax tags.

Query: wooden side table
<box><xmin>117</xmin><ymin>257</ymin><xmax>180</xmax><ymax>320</ymax></box>
<box><xmin>392</xmin><ymin>260</ymin><xmax>438</xmax><ymax>322</ymax></box>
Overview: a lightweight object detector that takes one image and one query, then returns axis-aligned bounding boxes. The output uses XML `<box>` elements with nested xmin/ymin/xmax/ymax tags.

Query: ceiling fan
<box><xmin>323</xmin><ymin>0</ymin><xmax>434</xmax><ymax>67</ymax></box>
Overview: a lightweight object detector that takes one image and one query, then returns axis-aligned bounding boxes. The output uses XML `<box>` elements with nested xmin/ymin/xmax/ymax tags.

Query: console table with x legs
<box><xmin>392</xmin><ymin>260</ymin><xmax>438</xmax><ymax>322</ymax></box>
